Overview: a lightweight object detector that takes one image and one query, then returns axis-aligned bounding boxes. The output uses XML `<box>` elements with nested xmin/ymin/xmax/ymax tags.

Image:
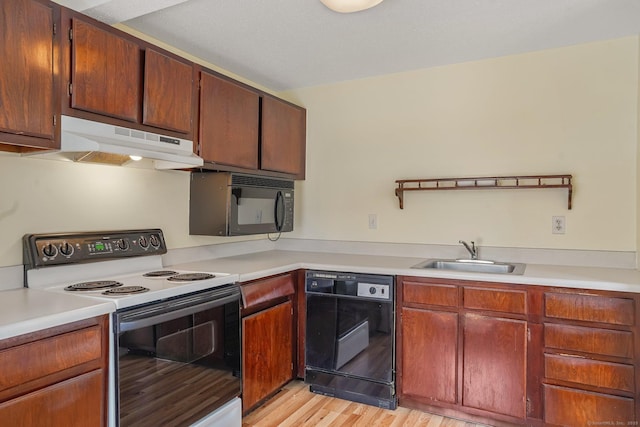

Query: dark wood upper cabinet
<box><xmin>198</xmin><ymin>71</ymin><xmax>259</xmax><ymax>169</ymax></box>
<box><xmin>143</xmin><ymin>49</ymin><xmax>193</xmax><ymax>133</ymax></box>
<box><xmin>70</xmin><ymin>18</ymin><xmax>141</xmax><ymax>123</ymax></box>
<box><xmin>0</xmin><ymin>0</ymin><xmax>57</xmax><ymax>150</ymax></box>
<box><xmin>197</xmin><ymin>70</ymin><xmax>306</xmax><ymax>179</ymax></box>
<box><xmin>1</xmin><ymin>1</ymin><xmax>305</xmax><ymax>173</ymax></box>
<box><xmin>261</xmin><ymin>96</ymin><xmax>306</xmax><ymax>179</ymax></box>
<box><xmin>63</xmin><ymin>11</ymin><xmax>194</xmax><ymax>138</ymax></box>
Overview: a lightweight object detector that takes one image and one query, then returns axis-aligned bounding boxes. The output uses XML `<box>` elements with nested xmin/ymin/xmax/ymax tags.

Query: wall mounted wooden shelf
<box><xmin>395</xmin><ymin>174</ymin><xmax>573</xmax><ymax>209</ymax></box>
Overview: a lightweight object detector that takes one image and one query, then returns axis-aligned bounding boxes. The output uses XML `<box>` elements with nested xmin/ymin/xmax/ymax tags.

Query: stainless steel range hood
<box><xmin>26</xmin><ymin>115</ymin><xmax>203</xmax><ymax>169</ymax></box>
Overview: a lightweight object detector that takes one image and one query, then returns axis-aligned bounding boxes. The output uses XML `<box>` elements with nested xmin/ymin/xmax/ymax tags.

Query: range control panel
<box><xmin>23</xmin><ymin>229</ymin><xmax>167</xmax><ymax>269</ymax></box>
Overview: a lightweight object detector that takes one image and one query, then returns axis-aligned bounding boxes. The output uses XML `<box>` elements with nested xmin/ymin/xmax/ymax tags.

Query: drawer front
<box><xmin>545</xmin><ymin>354</ymin><xmax>635</xmax><ymax>392</ymax></box>
<box><xmin>0</xmin><ymin>326</ymin><xmax>103</xmax><ymax>392</ymax></box>
<box><xmin>545</xmin><ymin>293</ymin><xmax>635</xmax><ymax>326</ymax></box>
<box><xmin>402</xmin><ymin>281</ymin><xmax>458</xmax><ymax>307</ymax></box>
<box><xmin>544</xmin><ymin>385</ymin><xmax>636</xmax><ymax>426</ymax></box>
<box><xmin>544</xmin><ymin>323</ymin><xmax>634</xmax><ymax>359</ymax></box>
<box><xmin>241</xmin><ymin>273</ymin><xmax>295</xmax><ymax>309</ymax></box>
<box><xmin>0</xmin><ymin>370</ymin><xmax>104</xmax><ymax>426</ymax></box>
<box><xmin>463</xmin><ymin>287</ymin><xmax>526</xmax><ymax>314</ymax></box>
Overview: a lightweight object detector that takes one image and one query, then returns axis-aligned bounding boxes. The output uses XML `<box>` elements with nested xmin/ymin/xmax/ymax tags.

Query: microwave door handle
<box><xmin>274</xmin><ymin>191</ymin><xmax>284</xmax><ymax>231</ymax></box>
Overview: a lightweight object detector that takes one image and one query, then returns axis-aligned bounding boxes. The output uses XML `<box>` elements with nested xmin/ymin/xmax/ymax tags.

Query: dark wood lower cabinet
<box><xmin>242</xmin><ymin>300</ymin><xmax>294</xmax><ymax>412</ymax></box>
<box><xmin>541</xmin><ymin>290</ymin><xmax>639</xmax><ymax>426</ymax></box>
<box><xmin>0</xmin><ymin>315</ymin><xmax>108</xmax><ymax>426</ymax></box>
<box><xmin>0</xmin><ymin>370</ymin><xmax>104</xmax><ymax>426</ymax></box>
<box><xmin>462</xmin><ymin>314</ymin><xmax>527</xmax><ymax>418</ymax></box>
<box><xmin>240</xmin><ymin>273</ymin><xmax>297</xmax><ymax>413</ymax></box>
<box><xmin>544</xmin><ymin>385</ymin><xmax>636</xmax><ymax>426</ymax></box>
<box><xmin>401</xmin><ymin>307</ymin><xmax>457</xmax><ymax>404</ymax></box>
<box><xmin>397</xmin><ymin>276</ymin><xmax>640</xmax><ymax>426</ymax></box>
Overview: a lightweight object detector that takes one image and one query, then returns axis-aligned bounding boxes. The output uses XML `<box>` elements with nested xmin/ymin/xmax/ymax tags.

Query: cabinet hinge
<box><xmin>68</xmin><ymin>28</ymin><xmax>73</xmax><ymax>41</ymax></box>
<box><xmin>527</xmin><ymin>327</ymin><xmax>531</xmax><ymax>341</ymax></box>
<box><xmin>53</xmin><ymin>115</ymin><xmax>56</xmax><ymax>127</ymax></box>
<box><xmin>53</xmin><ymin>23</ymin><xmax>56</xmax><ymax>36</ymax></box>
<box><xmin>526</xmin><ymin>397</ymin><xmax>532</xmax><ymax>415</ymax></box>
<box><xmin>68</xmin><ymin>83</ymin><xmax>73</xmax><ymax>96</ymax></box>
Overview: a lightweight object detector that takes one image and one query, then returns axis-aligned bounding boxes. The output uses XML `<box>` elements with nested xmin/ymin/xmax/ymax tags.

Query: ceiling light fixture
<box><xmin>320</xmin><ymin>0</ymin><xmax>384</xmax><ymax>13</ymax></box>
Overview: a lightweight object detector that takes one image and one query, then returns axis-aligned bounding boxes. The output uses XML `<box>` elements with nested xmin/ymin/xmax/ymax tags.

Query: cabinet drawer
<box><xmin>545</xmin><ymin>354</ymin><xmax>634</xmax><ymax>392</ymax></box>
<box><xmin>402</xmin><ymin>282</ymin><xmax>458</xmax><ymax>307</ymax></box>
<box><xmin>545</xmin><ymin>293</ymin><xmax>635</xmax><ymax>326</ymax></box>
<box><xmin>0</xmin><ymin>370</ymin><xmax>104</xmax><ymax>426</ymax></box>
<box><xmin>241</xmin><ymin>273</ymin><xmax>295</xmax><ymax>310</ymax></box>
<box><xmin>463</xmin><ymin>287</ymin><xmax>526</xmax><ymax>314</ymax></box>
<box><xmin>544</xmin><ymin>385</ymin><xmax>636</xmax><ymax>426</ymax></box>
<box><xmin>544</xmin><ymin>323</ymin><xmax>633</xmax><ymax>359</ymax></box>
<box><xmin>0</xmin><ymin>325</ymin><xmax>103</xmax><ymax>393</ymax></box>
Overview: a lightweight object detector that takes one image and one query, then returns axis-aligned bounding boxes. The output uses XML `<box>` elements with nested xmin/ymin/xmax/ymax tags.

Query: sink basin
<box><xmin>412</xmin><ymin>259</ymin><xmax>526</xmax><ymax>275</ymax></box>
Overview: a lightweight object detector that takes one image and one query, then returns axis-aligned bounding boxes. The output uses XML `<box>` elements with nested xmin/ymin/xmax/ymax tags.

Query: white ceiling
<box><xmin>56</xmin><ymin>0</ymin><xmax>640</xmax><ymax>91</ymax></box>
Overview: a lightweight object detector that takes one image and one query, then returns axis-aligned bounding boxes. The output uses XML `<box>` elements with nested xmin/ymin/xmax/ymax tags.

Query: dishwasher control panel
<box><xmin>357</xmin><ymin>282</ymin><xmax>391</xmax><ymax>300</ymax></box>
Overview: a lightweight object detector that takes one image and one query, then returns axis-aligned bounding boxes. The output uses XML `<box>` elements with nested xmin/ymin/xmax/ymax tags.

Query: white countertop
<box><xmin>3</xmin><ymin>248</ymin><xmax>640</xmax><ymax>341</ymax></box>
<box><xmin>0</xmin><ymin>288</ymin><xmax>114</xmax><ymax>341</ymax></box>
<box><xmin>171</xmin><ymin>249</ymin><xmax>640</xmax><ymax>293</ymax></box>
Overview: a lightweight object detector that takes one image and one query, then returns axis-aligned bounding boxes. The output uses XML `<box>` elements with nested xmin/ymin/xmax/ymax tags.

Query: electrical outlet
<box><xmin>552</xmin><ymin>216</ymin><xmax>565</xmax><ymax>234</ymax></box>
<box><xmin>368</xmin><ymin>214</ymin><xmax>377</xmax><ymax>230</ymax></box>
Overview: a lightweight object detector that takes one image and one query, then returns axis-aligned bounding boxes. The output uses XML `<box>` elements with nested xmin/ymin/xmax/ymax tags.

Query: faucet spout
<box><xmin>459</xmin><ymin>240</ymin><xmax>478</xmax><ymax>260</ymax></box>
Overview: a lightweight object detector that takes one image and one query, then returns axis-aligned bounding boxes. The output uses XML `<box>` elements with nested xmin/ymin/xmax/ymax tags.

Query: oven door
<box><xmin>114</xmin><ymin>284</ymin><xmax>241</xmax><ymax>427</ymax></box>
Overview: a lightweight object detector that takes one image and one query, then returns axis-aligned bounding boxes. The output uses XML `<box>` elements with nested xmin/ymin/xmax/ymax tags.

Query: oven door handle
<box><xmin>117</xmin><ymin>293</ymin><xmax>239</xmax><ymax>332</ymax></box>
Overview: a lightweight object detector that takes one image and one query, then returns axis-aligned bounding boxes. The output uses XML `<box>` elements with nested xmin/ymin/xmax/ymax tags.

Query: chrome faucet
<box><xmin>459</xmin><ymin>240</ymin><xmax>478</xmax><ymax>260</ymax></box>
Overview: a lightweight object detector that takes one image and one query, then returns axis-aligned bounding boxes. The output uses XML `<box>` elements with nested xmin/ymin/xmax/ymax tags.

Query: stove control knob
<box><xmin>59</xmin><ymin>242</ymin><xmax>74</xmax><ymax>257</ymax></box>
<box><xmin>138</xmin><ymin>235</ymin><xmax>149</xmax><ymax>249</ymax></box>
<box><xmin>42</xmin><ymin>243</ymin><xmax>57</xmax><ymax>258</ymax></box>
<box><xmin>369</xmin><ymin>286</ymin><xmax>377</xmax><ymax>295</ymax></box>
<box><xmin>116</xmin><ymin>239</ymin><xmax>129</xmax><ymax>251</ymax></box>
<box><xmin>149</xmin><ymin>234</ymin><xmax>160</xmax><ymax>249</ymax></box>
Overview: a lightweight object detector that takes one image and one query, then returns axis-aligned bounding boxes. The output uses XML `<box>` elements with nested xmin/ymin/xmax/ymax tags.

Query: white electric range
<box><xmin>23</xmin><ymin>229</ymin><xmax>242</xmax><ymax>427</ymax></box>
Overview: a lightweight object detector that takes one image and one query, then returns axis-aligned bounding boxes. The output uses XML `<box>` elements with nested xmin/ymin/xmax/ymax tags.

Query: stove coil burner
<box><xmin>65</xmin><ymin>281</ymin><xmax>123</xmax><ymax>291</ymax></box>
<box><xmin>167</xmin><ymin>273</ymin><xmax>216</xmax><ymax>282</ymax></box>
<box><xmin>143</xmin><ymin>270</ymin><xmax>178</xmax><ymax>278</ymax></box>
<box><xmin>102</xmin><ymin>286</ymin><xmax>149</xmax><ymax>295</ymax></box>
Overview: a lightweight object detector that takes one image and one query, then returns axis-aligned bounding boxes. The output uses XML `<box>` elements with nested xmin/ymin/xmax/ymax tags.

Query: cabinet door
<box><xmin>462</xmin><ymin>314</ymin><xmax>527</xmax><ymax>418</ymax></box>
<box><xmin>242</xmin><ymin>300</ymin><xmax>293</xmax><ymax>412</ymax></box>
<box><xmin>400</xmin><ymin>307</ymin><xmax>458</xmax><ymax>404</ymax></box>
<box><xmin>0</xmin><ymin>0</ymin><xmax>55</xmax><ymax>144</ymax></box>
<box><xmin>143</xmin><ymin>49</ymin><xmax>193</xmax><ymax>134</ymax></box>
<box><xmin>71</xmin><ymin>18</ymin><xmax>140</xmax><ymax>122</ymax></box>
<box><xmin>261</xmin><ymin>96</ymin><xmax>306</xmax><ymax>178</ymax></box>
<box><xmin>199</xmin><ymin>72</ymin><xmax>259</xmax><ymax>168</ymax></box>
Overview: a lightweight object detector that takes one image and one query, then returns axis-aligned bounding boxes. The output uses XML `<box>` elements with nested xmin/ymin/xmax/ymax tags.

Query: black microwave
<box><xmin>189</xmin><ymin>172</ymin><xmax>294</xmax><ymax>236</ymax></box>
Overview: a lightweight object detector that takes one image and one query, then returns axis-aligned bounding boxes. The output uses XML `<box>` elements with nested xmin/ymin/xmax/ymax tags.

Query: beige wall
<box><xmin>637</xmin><ymin>37</ymin><xmax>640</xmax><ymax>267</ymax></box>
<box><xmin>0</xmin><ymin>37</ymin><xmax>638</xmax><ymax>267</ymax></box>
<box><xmin>0</xmin><ymin>154</ymin><xmax>259</xmax><ymax>266</ymax></box>
<box><xmin>284</xmin><ymin>37</ymin><xmax>639</xmax><ymax>251</ymax></box>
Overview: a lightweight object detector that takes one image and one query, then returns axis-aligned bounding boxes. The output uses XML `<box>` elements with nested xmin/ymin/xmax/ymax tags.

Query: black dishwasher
<box><xmin>304</xmin><ymin>270</ymin><xmax>396</xmax><ymax>409</ymax></box>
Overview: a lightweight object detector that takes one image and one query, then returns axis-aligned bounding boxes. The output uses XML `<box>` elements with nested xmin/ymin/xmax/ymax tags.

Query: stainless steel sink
<box><xmin>412</xmin><ymin>259</ymin><xmax>526</xmax><ymax>275</ymax></box>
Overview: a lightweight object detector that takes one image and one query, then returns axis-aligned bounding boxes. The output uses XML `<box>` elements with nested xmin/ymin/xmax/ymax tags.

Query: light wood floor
<box><xmin>243</xmin><ymin>381</ymin><xmax>490</xmax><ymax>427</ymax></box>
